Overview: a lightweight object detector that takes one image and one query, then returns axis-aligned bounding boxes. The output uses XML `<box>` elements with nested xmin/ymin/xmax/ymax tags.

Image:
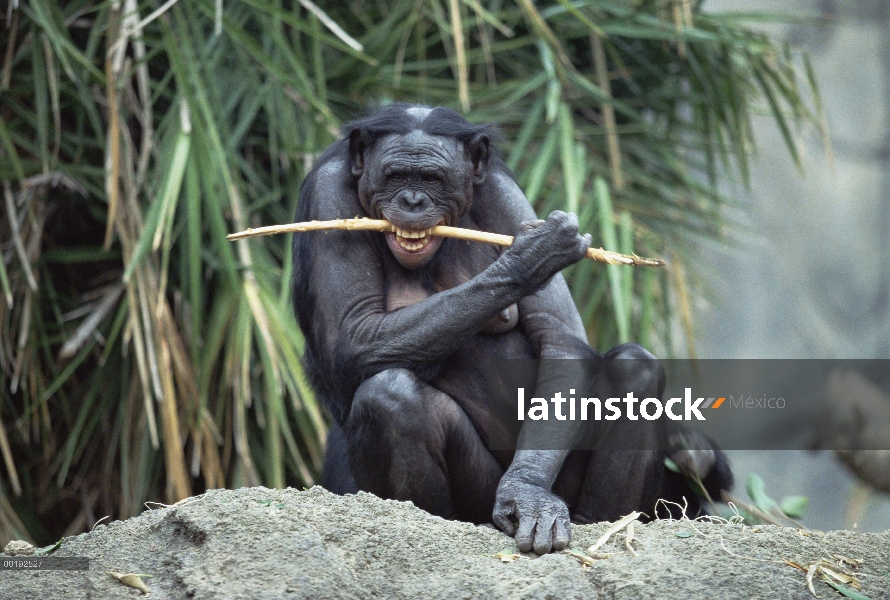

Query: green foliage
<box><xmin>734</xmin><ymin>474</ymin><xmax>810</xmax><ymax>524</ymax></box>
<box><xmin>0</xmin><ymin>0</ymin><xmax>818</xmax><ymax>543</ymax></box>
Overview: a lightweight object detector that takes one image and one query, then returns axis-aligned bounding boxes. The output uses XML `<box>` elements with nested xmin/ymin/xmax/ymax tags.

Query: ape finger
<box><xmin>493</xmin><ymin>508</ymin><xmax>518</xmax><ymax>536</ymax></box>
<box><xmin>533</xmin><ymin>513</ymin><xmax>557</xmax><ymax>555</ymax></box>
<box><xmin>521</xmin><ymin>219</ymin><xmax>546</xmax><ymax>232</ymax></box>
<box><xmin>514</xmin><ymin>515</ymin><xmax>537</xmax><ymax>553</ymax></box>
<box><xmin>552</xmin><ymin>516</ymin><xmax>571</xmax><ymax>552</ymax></box>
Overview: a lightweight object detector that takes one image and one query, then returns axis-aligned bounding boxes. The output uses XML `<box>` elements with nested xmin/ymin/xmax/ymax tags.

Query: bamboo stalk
<box><xmin>448</xmin><ymin>0</ymin><xmax>470</xmax><ymax>112</ymax></box>
<box><xmin>591</xmin><ymin>32</ymin><xmax>625</xmax><ymax>191</ymax></box>
<box><xmin>227</xmin><ymin>218</ymin><xmax>666</xmax><ymax>268</ymax></box>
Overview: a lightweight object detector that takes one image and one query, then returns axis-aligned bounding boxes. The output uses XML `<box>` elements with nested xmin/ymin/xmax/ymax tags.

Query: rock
<box><xmin>3</xmin><ymin>540</ymin><xmax>35</xmax><ymax>556</ymax></box>
<box><xmin>0</xmin><ymin>486</ymin><xmax>887</xmax><ymax>599</ymax></box>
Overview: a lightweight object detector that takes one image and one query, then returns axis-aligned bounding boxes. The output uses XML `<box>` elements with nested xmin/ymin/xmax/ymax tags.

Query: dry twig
<box><xmin>227</xmin><ymin>218</ymin><xmax>666</xmax><ymax>268</ymax></box>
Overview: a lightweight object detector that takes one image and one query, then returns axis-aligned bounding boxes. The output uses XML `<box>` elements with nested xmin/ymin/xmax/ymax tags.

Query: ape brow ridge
<box><xmin>227</xmin><ymin>218</ymin><xmax>666</xmax><ymax>268</ymax></box>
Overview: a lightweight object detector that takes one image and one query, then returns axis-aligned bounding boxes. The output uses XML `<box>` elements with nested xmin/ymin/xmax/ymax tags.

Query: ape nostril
<box><xmin>400</xmin><ymin>191</ymin><xmax>427</xmax><ymax>209</ymax></box>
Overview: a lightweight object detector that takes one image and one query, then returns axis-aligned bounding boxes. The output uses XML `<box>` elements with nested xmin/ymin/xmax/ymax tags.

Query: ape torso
<box><xmin>295</xmin><ymin>149</ymin><xmax>536</xmax><ymax>446</ymax></box>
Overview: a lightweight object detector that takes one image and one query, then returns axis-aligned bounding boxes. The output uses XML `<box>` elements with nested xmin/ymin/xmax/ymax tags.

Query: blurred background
<box><xmin>0</xmin><ymin>0</ymin><xmax>887</xmax><ymax>545</ymax></box>
<box><xmin>701</xmin><ymin>0</ymin><xmax>890</xmax><ymax>532</ymax></box>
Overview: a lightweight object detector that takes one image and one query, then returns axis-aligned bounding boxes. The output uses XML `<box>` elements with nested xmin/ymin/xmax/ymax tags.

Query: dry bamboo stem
<box><xmin>228</xmin><ymin>218</ymin><xmax>665</xmax><ymax>268</ymax></box>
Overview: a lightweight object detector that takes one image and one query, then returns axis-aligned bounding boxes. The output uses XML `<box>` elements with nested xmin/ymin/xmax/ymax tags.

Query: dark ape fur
<box><xmin>292</xmin><ymin>104</ymin><xmax>732</xmax><ymax>554</ymax></box>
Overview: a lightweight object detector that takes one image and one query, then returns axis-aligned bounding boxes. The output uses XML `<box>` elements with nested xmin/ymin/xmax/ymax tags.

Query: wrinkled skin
<box><xmin>293</xmin><ymin>105</ymin><xmax>732</xmax><ymax>554</ymax></box>
<box><xmin>351</xmin><ymin>130</ymin><xmax>484</xmax><ymax>270</ymax></box>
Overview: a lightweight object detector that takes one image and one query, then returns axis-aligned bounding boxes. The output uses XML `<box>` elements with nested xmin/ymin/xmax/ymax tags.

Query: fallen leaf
<box><xmin>825</xmin><ymin>581</ymin><xmax>872</xmax><ymax>600</ymax></box>
<box><xmin>588</xmin><ymin>552</ymin><xmax>616</xmax><ymax>560</ymax></box>
<box><xmin>564</xmin><ymin>549</ymin><xmax>594</xmax><ymax>566</ymax></box>
<box><xmin>831</xmin><ymin>554</ymin><xmax>862</xmax><ymax>568</ymax></box>
<box><xmin>625</xmin><ymin>520</ymin><xmax>638</xmax><ymax>557</ymax></box>
<box><xmin>34</xmin><ymin>538</ymin><xmax>63</xmax><ymax>556</ymax></box>
<box><xmin>494</xmin><ymin>550</ymin><xmax>520</xmax><ymax>563</ymax></box>
<box><xmin>806</xmin><ymin>563</ymin><xmax>819</xmax><ymax>598</ymax></box>
<box><xmin>784</xmin><ymin>560</ymin><xmax>807</xmax><ymax>572</ymax></box>
<box><xmin>587</xmin><ymin>512</ymin><xmax>640</xmax><ymax>555</ymax></box>
<box><xmin>107</xmin><ymin>572</ymin><xmax>151</xmax><ymax>594</ymax></box>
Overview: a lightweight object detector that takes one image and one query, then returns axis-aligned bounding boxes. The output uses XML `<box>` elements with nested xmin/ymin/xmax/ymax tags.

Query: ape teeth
<box><xmin>399</xmin><ymin>240</ymin><xmax>422</xmax><ymax>251</ymax></box>
<box><xmin>394</xmin><ymin>228</ymin><xmax>428</xmax><ymax>239</ymax></box>
<box><xmin>396</xmin><ymin>235</ymin><xmax>431</xmax><ymax>252</ymax></box>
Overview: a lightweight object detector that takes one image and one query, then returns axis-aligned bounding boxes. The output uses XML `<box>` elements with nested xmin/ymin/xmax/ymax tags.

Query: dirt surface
<box><xmin>1</xmin><ymin>486</ymin><xmax>888</xmax><ymax>599</ymax></box>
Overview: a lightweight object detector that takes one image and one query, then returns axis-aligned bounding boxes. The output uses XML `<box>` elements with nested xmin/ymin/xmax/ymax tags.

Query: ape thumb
<box><xmin>493</xmin><ymin>512</ymin><xmax>517</xmax><ymax>536</ymax></box>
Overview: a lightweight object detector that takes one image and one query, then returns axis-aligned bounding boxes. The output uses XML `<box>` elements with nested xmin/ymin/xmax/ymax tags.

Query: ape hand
<box><xmin>492</xmin><ymin>477</ymin><xmax>571</xmax><ymax>554</ymax></box>
<box><xmin>501</xmin><ymin>211</ymin><xmax>590</xmax><ymax>292</ymax></box>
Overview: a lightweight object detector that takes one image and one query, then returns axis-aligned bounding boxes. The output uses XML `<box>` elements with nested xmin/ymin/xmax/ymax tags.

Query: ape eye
<box><xmin>421</xmin><ymin>173</ymin><xmax>440</xmax><ymax>183</ymax></box>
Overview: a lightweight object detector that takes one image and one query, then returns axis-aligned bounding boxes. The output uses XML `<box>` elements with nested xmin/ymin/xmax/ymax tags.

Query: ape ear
<box><xmin>348</xmin><ymin>129</ymin><xmax>368</xmax><ymax>178</ymax></box>
<box><xmin>467</xmin><ymin>133</ymin><xmax>489</xmax><ymax>185</ymax></box>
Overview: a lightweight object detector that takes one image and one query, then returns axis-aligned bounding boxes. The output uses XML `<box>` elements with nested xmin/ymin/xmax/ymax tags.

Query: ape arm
<box><xmin>479</xmin><ymin>171</ymin><xmax>590</xmax><ymax>357</ymax></box>
<box><xmin>478</xmin><ymin>170</ymin><xmax>598</xmax><ymax>553</ymax></box>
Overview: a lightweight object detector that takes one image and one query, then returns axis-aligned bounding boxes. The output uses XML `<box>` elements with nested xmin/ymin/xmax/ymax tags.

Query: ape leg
<box><xmin>561</xmin><ymin>343</ymin><xmax>667</xmax><ymax>523</ymax></box>
<box><xmin>558</xmin><ymin>343</ymin><xmax>733</xmax><ymax>521</ymax></box>
<box><xmin>344</xmin><ymin>368</ymin><xmax>503</xmax><ymax>523</ymax></box>
<box><xmin>320</xmin><ymin>423</ymin><xmax>359</xmax><ymax>494</ymax></box>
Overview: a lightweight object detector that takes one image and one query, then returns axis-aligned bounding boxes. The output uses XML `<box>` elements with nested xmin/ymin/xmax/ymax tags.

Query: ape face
<box><xmin>350</xmin><ymin>130</ymin><xmax>488</xmax><ymax>270</ymax></box>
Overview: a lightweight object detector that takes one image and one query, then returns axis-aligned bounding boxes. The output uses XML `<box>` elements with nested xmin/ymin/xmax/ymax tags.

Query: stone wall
<box><xmin>700</xmin><ymin>0</ymin><xmax>890</xmax><ymax>531</ymax></box>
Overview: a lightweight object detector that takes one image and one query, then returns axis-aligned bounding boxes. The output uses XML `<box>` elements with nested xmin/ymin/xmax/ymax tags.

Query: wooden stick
<box><xmin>227</xmin><ymin>218</ymin><xmax>666</xmax><ymax>268</ymax></box>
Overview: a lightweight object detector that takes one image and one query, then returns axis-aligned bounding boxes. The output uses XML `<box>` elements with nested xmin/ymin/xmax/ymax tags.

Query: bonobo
<box><xmin>292</xmin><ymin>104</ymin><xmax>732</xmax><ymax>554</ymax></box>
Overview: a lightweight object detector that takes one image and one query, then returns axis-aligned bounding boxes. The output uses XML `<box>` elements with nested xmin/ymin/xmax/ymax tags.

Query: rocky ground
<box><xmin>1</xmin><ymin>486</ymin><xmax>888</xmax><ymax>599</ymax></box>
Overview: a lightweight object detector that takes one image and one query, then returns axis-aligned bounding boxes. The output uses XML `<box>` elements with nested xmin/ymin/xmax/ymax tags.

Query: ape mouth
<box><xmin>384</xmin><ymin>219</ymin><xmax>446</xmax><ymax>264</ymax></box>
<box><xmin>391</xmin><ymin>226</ymin><xmax>436</xmax><ymax>251</ymax></box>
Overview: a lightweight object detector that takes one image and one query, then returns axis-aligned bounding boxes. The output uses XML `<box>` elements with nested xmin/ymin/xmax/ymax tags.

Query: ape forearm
<box><xmin>343</xmin><ymin>257</ymin><xmax>535</xmax><ymax>373</ymax></box>
<box><xmin>504</xmin><ymin>450</ymin><xmax>569</xmax><ymax>488</ymax></box>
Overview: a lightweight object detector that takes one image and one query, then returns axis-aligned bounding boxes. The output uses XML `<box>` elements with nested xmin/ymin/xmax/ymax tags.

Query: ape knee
<box><xmin>602</xmin><ymin>343</ymin><xmax>664</xmax><ymax>399</ymax></box>
<box><xmin>351</xmin><ymin>368</ymin><xmax>426</xmax><ymax>435</ymax></box>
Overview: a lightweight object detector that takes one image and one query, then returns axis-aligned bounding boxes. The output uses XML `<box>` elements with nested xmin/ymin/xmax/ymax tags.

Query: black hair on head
<box><xmin>420</xmin><ymin>107</ymin><xmax>500</xmax><ymax>145</ymax></box>
<box><xmin>341</xmin><ymin>103</ymin><xmax>500</xmax><ymax>149</ymax></box>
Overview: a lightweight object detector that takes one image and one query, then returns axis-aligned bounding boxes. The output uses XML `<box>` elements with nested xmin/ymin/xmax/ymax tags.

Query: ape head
<box><xmin>346</xmin><ymin>105</ymin><xmax>494</xmax><ymax>269</ymax></box>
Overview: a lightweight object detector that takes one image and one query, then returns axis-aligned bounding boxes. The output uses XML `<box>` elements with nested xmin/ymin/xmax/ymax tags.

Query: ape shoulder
<box><xmin>471</xmin><ymin>169</ymin><xmax>539</xmax><ymax>236</ymax></box>
<box><xmin>298</xmin><ymin>154</ymin><xmax>363</xmax><ymax>221</ymax></box>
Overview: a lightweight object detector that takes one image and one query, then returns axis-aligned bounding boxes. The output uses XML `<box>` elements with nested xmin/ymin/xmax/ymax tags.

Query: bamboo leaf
<box><xmin>595</xmin><ymin>178</ymin><xmax>630</xmax><ymax>342</ymax></box>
